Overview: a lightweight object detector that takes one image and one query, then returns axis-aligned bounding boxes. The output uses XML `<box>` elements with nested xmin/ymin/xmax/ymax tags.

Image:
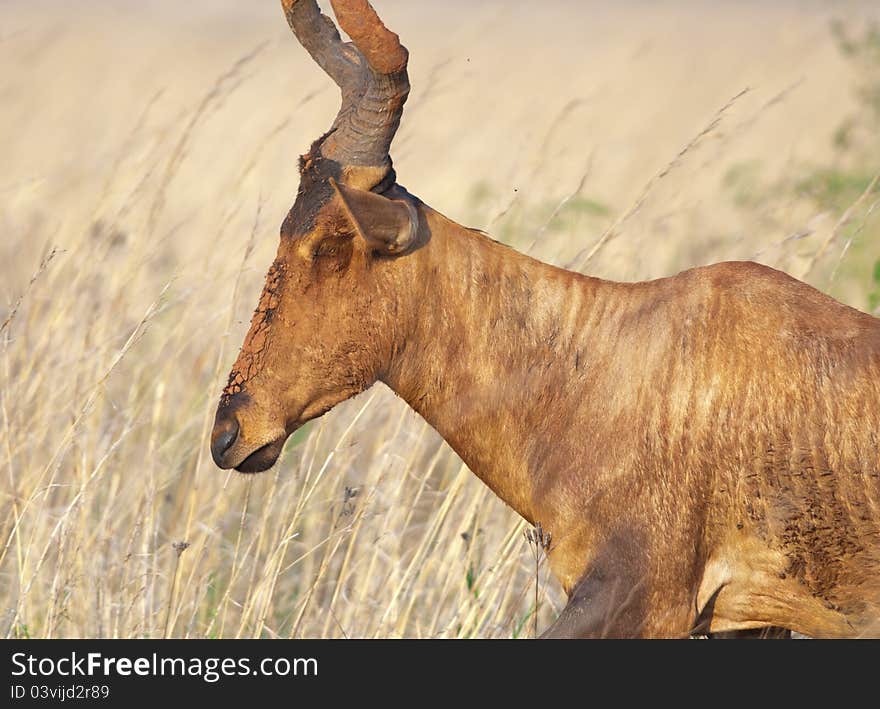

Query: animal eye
<box><xmin>311</xmin><ymin>236</ymin><xmax>352</xmax><ymax>268</ymax></box>
<box><xmin>313</xmin><ymin>241</ymin><xmax>339</xmax><ymax>258</ymax></box>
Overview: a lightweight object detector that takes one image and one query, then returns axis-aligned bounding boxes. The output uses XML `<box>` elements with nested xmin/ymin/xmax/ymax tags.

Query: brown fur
<box><xmin>211</xmin><ymin>1</ymin><xmax>880</xmax><ymax>637</ymax></box>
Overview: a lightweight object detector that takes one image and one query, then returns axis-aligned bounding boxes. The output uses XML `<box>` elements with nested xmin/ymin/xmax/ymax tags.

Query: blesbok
<box><xmin>210</xmin><ymin>0</ymin><xmax>880</xmax><ymax>638</ymax></box>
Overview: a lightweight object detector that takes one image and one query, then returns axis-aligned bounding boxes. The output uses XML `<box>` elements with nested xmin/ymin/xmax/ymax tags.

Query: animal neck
<box><xmin>381</xmin><ymin>205</ymin><xmax>612</xmax><ymax>523</ymax></box>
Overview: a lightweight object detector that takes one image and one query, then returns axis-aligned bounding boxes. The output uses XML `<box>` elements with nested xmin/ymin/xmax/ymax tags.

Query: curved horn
<box><xmin>281</xmin><ymin>0</ymin><xmax>410</xmax><ymax>168</ymax></box>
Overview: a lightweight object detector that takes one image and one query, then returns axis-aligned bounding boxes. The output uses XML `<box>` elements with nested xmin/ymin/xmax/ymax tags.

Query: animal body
<box><xmin>211</xmin><ymin>0</ymin><xmax>880</xmax><ymax>637</ymax></box>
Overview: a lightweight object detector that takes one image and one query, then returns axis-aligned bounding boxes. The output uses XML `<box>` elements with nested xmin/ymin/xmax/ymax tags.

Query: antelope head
<box><xmin>211</xmin><ymin>0</ymin><xmax>418</xmax><ymax>473</ymax></box>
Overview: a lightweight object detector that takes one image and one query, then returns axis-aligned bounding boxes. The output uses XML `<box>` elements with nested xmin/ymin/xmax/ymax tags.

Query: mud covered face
<box><xmin>210</xmin><ymin>162</ymin><xmax>420</xmax><ymax>473</ymax></box>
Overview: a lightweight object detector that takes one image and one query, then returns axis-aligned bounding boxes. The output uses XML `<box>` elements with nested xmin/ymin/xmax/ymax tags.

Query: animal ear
<box><xmin>330</xmin><ymin>178</ymin><xmax>418</xmax><ymax>255</ymax></box>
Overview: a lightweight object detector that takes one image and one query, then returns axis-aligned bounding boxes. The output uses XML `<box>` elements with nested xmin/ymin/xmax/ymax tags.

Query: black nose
<box><xmin>211</xmin><ymin>414</ymin><xmax>240</xmax><ymax>468</ymax></box>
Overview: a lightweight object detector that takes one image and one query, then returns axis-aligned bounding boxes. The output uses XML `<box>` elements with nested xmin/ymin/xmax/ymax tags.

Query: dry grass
<box><xmin>2</xmin><ymin>0</ymin><xmax>879</xmax><ymax>638</ymax></box>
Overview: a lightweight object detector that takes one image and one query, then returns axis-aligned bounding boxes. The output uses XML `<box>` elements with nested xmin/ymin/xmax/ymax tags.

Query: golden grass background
<box><xmin>2</xmin><ymin>0</ymin><xmax>879</xmax><ymax>638</ymax></box>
